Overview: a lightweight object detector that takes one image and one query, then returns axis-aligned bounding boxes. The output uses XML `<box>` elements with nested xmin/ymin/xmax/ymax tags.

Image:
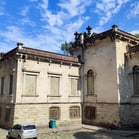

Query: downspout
<box><xmin>80</xmin><ymin>33</ymin><xmax>85</xmax><ymax>122</ymax></box>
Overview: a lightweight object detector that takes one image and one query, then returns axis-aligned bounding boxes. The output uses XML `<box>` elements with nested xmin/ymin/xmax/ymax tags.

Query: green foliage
<box><xmin>135</xmin><ymin>34</ymin><xmax>139</xmax><ymax>38</ymax></box>
<box><xmin>61</xmin><ymin>41</ymin><xmax>71</xmax><ymax>55</ymax></box>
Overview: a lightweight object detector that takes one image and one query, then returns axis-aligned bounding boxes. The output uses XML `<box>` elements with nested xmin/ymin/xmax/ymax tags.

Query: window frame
<box><xmin>69</xmin><ymin>106</ymin><xmax>80</xmax><ymax>119</ymax></box>
<box><xmin>133</xmin><ymin>66</ymin><xmax>139</xmax><ymax>96</ymax></box>
<box><xmin>48</xmin><ymin>73</ymin><xmax>61</xmax><ymax>97</ymax></box>
<box><xmin>87</xmin><ymin>70</ymin><xmax>95</xmax><ymax>95</ymax></box>
<box><xmin>9</xmin><ymin>74</ymin><xmax>13</xmax><ymax>95</ymax></box>
<box><xmin>0</xmin><ymin>107</ymin><xmax>2</xmax><ymax>120</ymax></box>
<box><xmin>69</xmin><ymin>75</ymin><xmax>80</xmax><ymax>96</ymax></box>
<box><xmin>49</xmin><ymin>107</ymin><xmax>60</xmax><ymax>120</ymax></box>
<box><xmin>23</xmin><ymin>71</ymin><xmax>39</xmax><ymax>96</ymax></box>
<box><xmin>84</xmin><ymin>106</ymin><xmax>96</xmax><ymax>120</ymax></box>
<box><xmin>1</xmin><ymin>77</ymin><xmax>5</xmax><ymax>95</ymax></box>
<box><xmin>5</xmin><ymin>107</ymin><xmax>11</xmax><ymax>122</ymax></box>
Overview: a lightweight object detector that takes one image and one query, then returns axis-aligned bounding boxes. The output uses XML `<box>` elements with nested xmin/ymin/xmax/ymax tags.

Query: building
<box><xmin>1</xmin><ymin>25</ymin><xmax>139</xmax><ymax>129</ymax></box>
<box><xmin>0</xmin><ymin>43</ymin><xmax>81</xmax><ymax>128</ymax></box>
<box><xmin>70</xmin><ymin>25</ymin><xmax>139</xmax><ymax>128</ymax></box>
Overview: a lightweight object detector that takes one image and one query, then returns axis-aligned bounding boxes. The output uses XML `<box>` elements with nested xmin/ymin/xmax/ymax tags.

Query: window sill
<box><xmin>21</xmin><ymin>95</ymin><xmax>39</xmax><ymax>97</ymax></box>
<box><xmin>86</xmin><ymin>94</ymin><xmax>95</xmax><ymax>96</ymax></box>
<box><xmin>69</xmin><ymin>95</ymin><xmax>80</xmax><ymax>97</ymax></box>
<box><xmin>47</xmin><ymin>95</ymin><xmax>61</xmax><ymax>97</ymax></box>
<box><xmin>7</xmin><ymin>94</ymin><xmax>14</xmax><ymax>97</ymax></box>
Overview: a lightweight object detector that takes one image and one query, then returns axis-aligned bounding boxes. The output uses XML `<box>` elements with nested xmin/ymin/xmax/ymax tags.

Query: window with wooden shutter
<box><xmin>49</xmin><ymin>107</ymin><xmax>60</xmax><ymax>120</ymax></box>
<box><xmin>70</xmin><ymin>106</ymin><xmax>80</xmax><ymax>119</ymax></box>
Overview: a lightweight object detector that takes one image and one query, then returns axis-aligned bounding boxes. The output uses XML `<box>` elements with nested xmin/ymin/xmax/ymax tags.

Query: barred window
<box><xmin>5</xmin><ymin>108</ymin><xmax>11</xmax><ymax>122</ymax></box>
<box><xmin>85</xmin><ymin>106</ymin><xmax>96</xmax><ymax>120</ymax></box>
<box><xmin>87</xmin><ymin>70</ymin><xmax>94</xmax><ymax>95</ymax></box>
<box><xmin>70</xmin><ymin>106</ymin><xmax>80</xmax><ymax>119</ymax></box>
<box><xmin>133</xmin><ymin>66</ymin><xmax>139</xmax><ymax>96</ymax></box>
<box><xmin>49</xmin><ymin>107</ymin><xmax>60</xmax><ymax>120</ymax></box>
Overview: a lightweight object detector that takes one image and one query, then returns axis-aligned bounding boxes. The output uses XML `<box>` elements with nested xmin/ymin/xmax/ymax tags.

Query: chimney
<box><xmin>112</xmin><ymin>25</ymin><xmax>118</xmax><ymax>31</ymax></box>
<box><xmin>17</xmin><ymin>42</ymin><xmax>23</xmax><ymax>49</ymax></box>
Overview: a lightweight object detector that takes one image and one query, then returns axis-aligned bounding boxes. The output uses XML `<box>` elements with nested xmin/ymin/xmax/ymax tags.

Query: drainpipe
<box><xmin>80</xmin><ymin>33</ymin><xmax>85</xmax><ymax>121</ymax></box>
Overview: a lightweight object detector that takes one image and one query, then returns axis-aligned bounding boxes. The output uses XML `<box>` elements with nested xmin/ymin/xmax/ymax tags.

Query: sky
<box><xmin>0</xmin><ymin>0</ymin><xmax>139</xmax><ymax>54</ymax></box>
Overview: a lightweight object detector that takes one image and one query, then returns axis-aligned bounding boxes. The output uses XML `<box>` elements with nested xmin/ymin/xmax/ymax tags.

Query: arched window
<box><xmin>87</xmin><ymin>70</ymin><xmax>94</xmax><ymax>95</ymax></box>
<box><xmin>133</xmin><ymin>66</ymin><xmax>139</xmax><ymax>96</ymax></box>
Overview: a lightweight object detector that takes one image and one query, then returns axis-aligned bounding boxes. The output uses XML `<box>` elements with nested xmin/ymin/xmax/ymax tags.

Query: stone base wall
<box><xmin>0</xmin><ymin>103</ymin><xmax>14</xmax><ymax>129</ymax></box>
<box><xmin>14</xmin><ymin>103</ymin><xmax>81</xmax><ymax>128</ymax></box>
<box><xmin>83</xmin><ymin>103</ymin><xmax>120</xmax><ymax>127</ymax></box>
<box><xmin>120</xmin><ymin>104</ymin><xmax>139</xmax><ymax>128</ymax></box>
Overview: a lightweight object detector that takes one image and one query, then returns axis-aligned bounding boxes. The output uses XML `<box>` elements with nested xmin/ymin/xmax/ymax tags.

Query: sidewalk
<box><xmin>0</xmin><ymin>128</ymin><xmax>8</xmax><ymax>139</ymax></box>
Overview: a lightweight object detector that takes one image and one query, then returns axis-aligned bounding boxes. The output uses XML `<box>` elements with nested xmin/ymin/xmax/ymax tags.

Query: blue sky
<box><xmin>0</xmin><ymin>0</ymin><xmax>139</xmax><ymax>54</ymax></box>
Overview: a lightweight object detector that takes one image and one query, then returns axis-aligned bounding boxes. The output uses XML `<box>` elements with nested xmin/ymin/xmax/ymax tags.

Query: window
<box><xmin>24</xmin><ymin>74</ymin><xmax>37</xmax><ymax>96</ymax></box>
<box><xmin>49</xmin><ymin>107</ymin><xmax>60</xmax><ymax>120</ymax></box>
<box><xmin>5</xmin><ymin>107</ymin><xmax>11</xmax><ymax>122</ymax></box>
<box><xmin>0</xmin><ymin>107</ymin><xmax>2</xmax><ymax>119</ymax></box>
<box><xmin>9</xmin><ymin>74</ymin><xmax>13</xmax><ymax>95</ymax></box>
<box><xmin>87</xmin><ymin>70</ymin><xmax>94</xmax><ymax>95</ymax></box>
<box><xmin>71</xmin><ymin>78</ymin><xmax>79</xmax><ymax>96</ymax></box>
<box><xmin>1</xmin><ymin>77</ymin><xmax>4</xmax><ymax>95</ymax></box>
<box><xmin>50</xmin><ymin>76</ymin><xmax>60</xmax><ymax>96</ymax></box>
<box><xmin>133</xmin><ymin>66</ymin><xmax>139</xmax><ymax>95</ymax></box>
<box><xmin>85</xmin><ymin>106</ymin><xmax>96</xmax><ymax>120</ymax></box>
<box><xmin>70</xmin><ymin>106</ymin><xmax>80</xmax><ymax>119</ymax></box>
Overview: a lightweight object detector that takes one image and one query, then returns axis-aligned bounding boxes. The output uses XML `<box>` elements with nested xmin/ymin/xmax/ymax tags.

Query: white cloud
<box><xmin>58</xmin><ymin>0</ymin><xmax>93</xmax><ymax>17</ymax></box>
<box><xmin>39</xmin><ymin>0</ymin><xmax>92</xmax><ymax>27</ymax></box>
<box><xmin>0</xmin><ymin>1</ymin><xmax>6</xmax><ymax>16</ymax></box>
<box><xmin>128</xmin><ymin>2</ymin><xmax>139</xmax><ymax>18</ymax></box>
<box><xmin>36</xmin><ymin>0</ymin><xmax>92</xmax><ymax>50</ymax></box>
<box><xmin>95</xmin><ymin>0</ymin><xmax>130</xmax><ymax>26</ymax></box>
<box><xmin>0</xmin><ymin>6</ymin><xmax>5</xmax><ymax>16</ymax></box>
<box><xmin>0</xmin><ymin>25</ymin><xmax>62</xmax><ymax>53</ymax></box>
<box><xmin>0</xmin><ymin>0</ymin><xmax>93</xmax><ymax>53</ymax></box>
<box><xmin>130</xmin><ymin>29</ymin><xmax>139</xmax><ymax>35</ymax></box>
<box><xmin>20</xmin><ymin>6</ymin><xmax>30</xmax><ymax>16</ymax></box>
<box><xmin>20</xmin><ymin>18</ymin><xmax>36</xmax><ymax>27</ymax></box>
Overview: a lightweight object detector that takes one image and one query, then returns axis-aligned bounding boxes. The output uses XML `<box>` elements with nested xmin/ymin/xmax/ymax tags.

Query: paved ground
<box><xmin>0</xmin><ymin>128</ymin><xmax>7</xmax><ymax>139</ymax></box>
<box><xmin>1</xmin><ymin>124</ymin><xmax>139</xmax><ymax>139</ymax></box>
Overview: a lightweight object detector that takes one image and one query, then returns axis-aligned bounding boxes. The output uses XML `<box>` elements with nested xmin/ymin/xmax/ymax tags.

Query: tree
<box><xmin>61</xmin><ymin>41</ymin><xmax>71</xmax><ymax>55</ymax></box>
<box><xmin>135</xmin><ymin>34</ymin><xmax>139</xmax><ymax>38</ymax></box>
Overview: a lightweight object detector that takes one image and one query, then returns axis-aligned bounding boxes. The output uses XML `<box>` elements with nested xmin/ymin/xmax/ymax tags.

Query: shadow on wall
<box><xmin>118</xmin><ymin>62</ymin><xmax>139</xmax><ymax>129</ymax></box>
